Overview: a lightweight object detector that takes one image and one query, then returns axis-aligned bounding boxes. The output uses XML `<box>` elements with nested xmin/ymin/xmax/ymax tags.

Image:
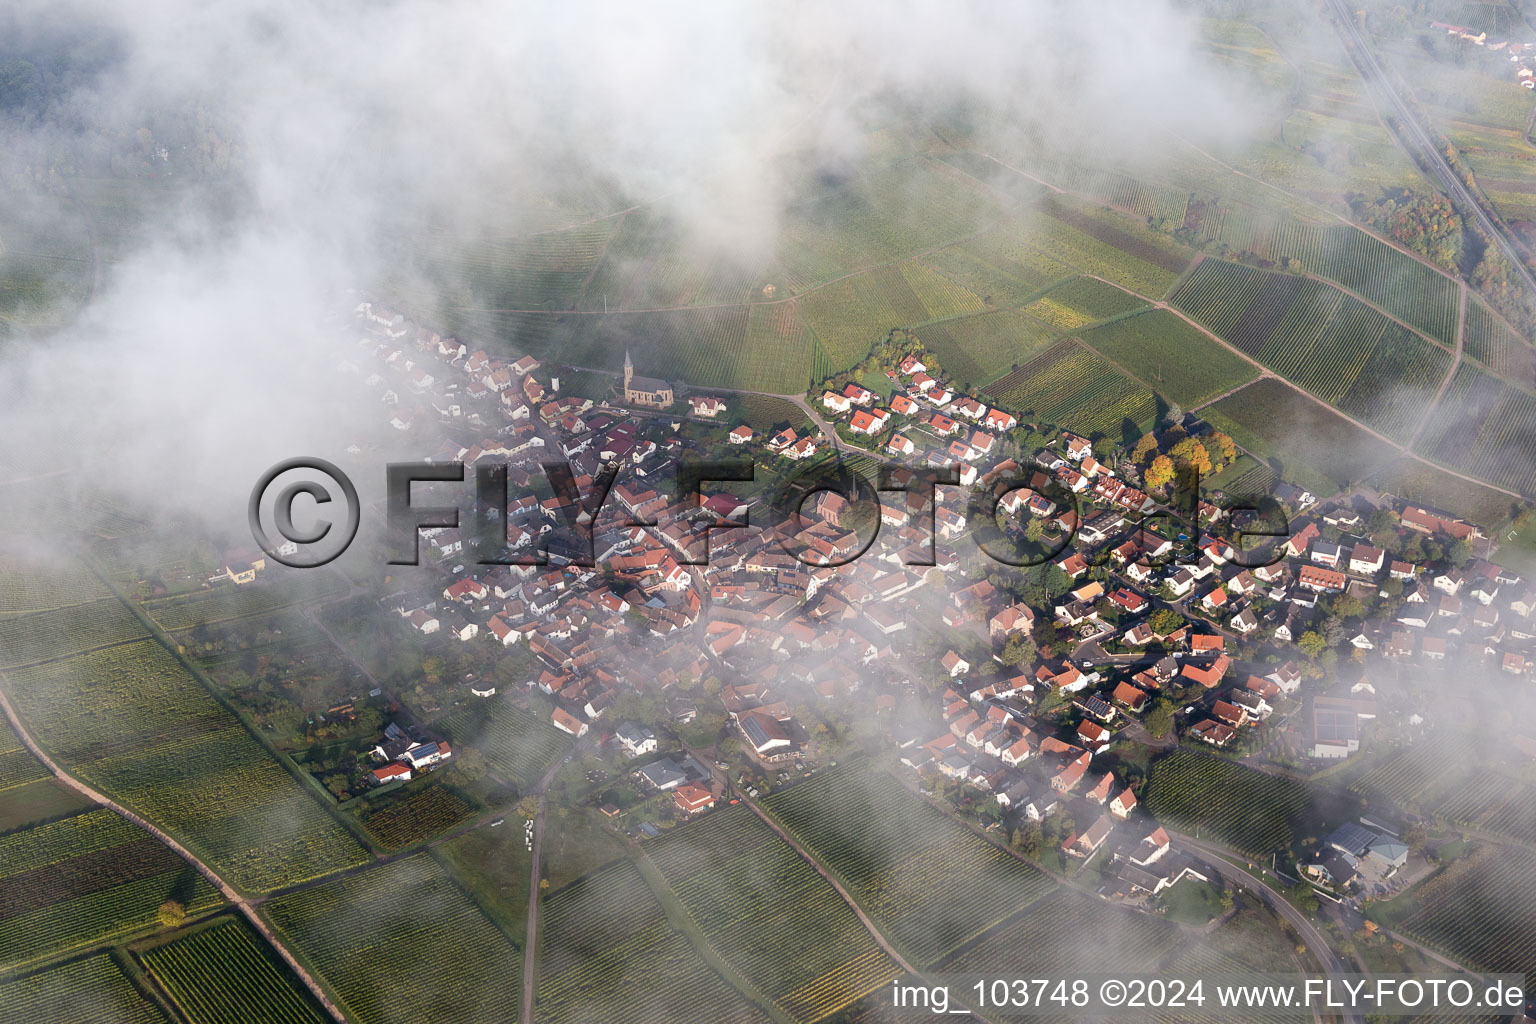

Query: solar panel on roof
<box><xmin>742</xmin><ymin>717</ymin><xmax>771</xmax><ymax>748</ymax></box>
<box><xmin>1314</xmin><ymin>707</ymin><xmax>1356</xmax><ymax>744</ymax></box>
<box><xmin>1326</xmin><ymin>821</ymin><xmax>1377</xmax><ymax>855</ymax></box>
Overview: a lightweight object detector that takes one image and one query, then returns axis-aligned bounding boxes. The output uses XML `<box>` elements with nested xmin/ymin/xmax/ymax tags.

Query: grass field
<box><xmin>914</xmin><ymin>309</ymin><xmax>1058</xmax><ymax>389</ymax></box>
<box><xmin>435</xmin><ymin>695</ymin><xmax>570</xmax><ymax>789</ymax></box>
<box><xmin>0</xmin><ymin>954</ymin><xmax>167</xmax><ymax>1024</ymax></box>
<box><xmin>0</xmin><ymin>778</ymin><xmax>95</xmax><ymax>834</ymax></box>
<box><xmin>763</xmin><ymin>764</ymin><xmax>1055</xmax><ymax>966</ymax></box>
<box><xmin>140</xmin><ymin>918</ymin><xmax>325</xmax><ymax>1024</ymax></box>
<box><xmin>433</xmin><ymin>823</ymin><xmax>532</xmax><ymax>939</ymax></box>
<box><xmin>3</xmin><ymin>641</ymin><xmax>368</xmax><ymax>892</ymax></box>
<box><xmin>1366</xmin><ymin>456</ymin><xmax>1520</xmax><ymax>529</ymax></box>
<box><xmin>1202</xmin><ymin>378</ymin><xmax>1400</xmax><ymax>498</ymax></box>
<box><xmin>266</xmin><ymin>854</ymin><xmax>525</xmax><ymax>1024</ymax></box>
<box><xmin>537</xmin><ymin>858</ymin><xmax>770</xmax><ymax>1024</ymax></box>
<box><xmin>0</xmin><ymin>808</ymin><xmax>223</xmax><ymax>973</ymax></box>
<box><xmin>1081</xmin><ymin>308</ymin><xmax>1260</xmax><ymax>408</ymax></box>
<box><xmin>1142</xmin><ymin>750</ymin><xmax>1311</xmax><ymax>857</ymax></box>
<box><xmin>644</xmin><ymin>803</ymin><xmax>901</xmax><ymax>1021</ymax></box>
<box><xmin>982</xmin><ymin>339</ymin><xmax>1160</xmax><ymax>442</ymax></box>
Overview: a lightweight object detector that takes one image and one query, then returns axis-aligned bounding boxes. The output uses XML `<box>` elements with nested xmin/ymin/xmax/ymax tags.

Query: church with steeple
<box><xmin>622</xmin><ymin>349</ymin><xmax>674</xmax><ymax>409</ymax></box>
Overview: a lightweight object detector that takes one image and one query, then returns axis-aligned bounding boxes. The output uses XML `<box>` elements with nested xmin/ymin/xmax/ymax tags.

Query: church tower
<box><xmin>623</xmin><ymin>349</ymin><xmax>634</xmax><ymax>393</ymax></box>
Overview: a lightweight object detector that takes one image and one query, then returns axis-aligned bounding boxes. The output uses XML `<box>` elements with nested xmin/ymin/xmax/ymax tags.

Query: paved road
<box><xmin>1172</xmin><ymin>831</ymin><xmax>1364</xmax><ymax>1024</ymax></box>
<box><xmin>1327</xmin><ymin>0</ymin><xmax>1536</xmax><ymax>296</ymax></box>
<box><xmin>0</xmin><ymin>683</ymin><xmax>351</xmax><ymax>1024</ymax></box>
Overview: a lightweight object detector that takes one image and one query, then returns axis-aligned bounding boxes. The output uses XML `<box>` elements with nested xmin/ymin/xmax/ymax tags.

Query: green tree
<box><xmin>1169</xmin><ymin>437</ymin><xmax>1211</xmax><ymax>475</ymax></box>
<box><xmin>157</xmin><ymin>900</ymin><xmax>187</xmax><ymax>929</ymax></box>
<box><xmin>1297</xmin><ymin>631</ymin><xmax>1328</xmax><ymax>658</ymax></box>
<box><xmin>1012</xmin><ymin>822</ymin><xmax>1044</xmax><ymax>859</ymax></box>
<box><xmin>1144</xmin><ymin>699</ymin><xmax>1175</xmax><ymax>739</ymax></box>
<box><xmin>999</xmin><ymin>634</ymin><xmax>1032</xmax><ymax>667</ymax></box>
<box><xmin>446</xmin><ymin>745</ymin><xmax>487</xmax><ymax>785</ymax></box>
<box><xmin>1208</xmin><ymin>431</ymin><xmax>1237</xmax><ymax>463</ymax></box>
<box><xmin>1332</xmin><ymin>593</ymin><xmax>1364</xmax><ymax>620</ymax></box>
<box><xmin>1149</xmin><ymin>608</ymin><xmax>1184</xmax><ymax>636</ymax></box>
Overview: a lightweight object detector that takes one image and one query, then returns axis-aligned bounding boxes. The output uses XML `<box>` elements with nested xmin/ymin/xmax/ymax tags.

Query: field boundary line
<box><xmin>1083</xmin><ymin>274</ymin><xmax>1529</xmax><ymax>500</ymax></box>
<box><xmin>76</xmin><ymin>552</ymin><xmax>383</xmax><ymax>864</ymax></box>
<box><xmin>0</xmin><ymin>634</ymin><xmax>154</xmax><ymax>674</ymax></box>
<box><xmin>629</xmin><ymin>844</ymin><xmax>798</xmax><ymax>1024</ymax></box>
<box><xmin>0</xmin><ymin>677</ymin><xmax>351</xmax><ymax>1024</ymax></box>
<box><xmin>1410</xmin><ymin>281</ymin><xmax>1468</xmax><ymax>449</ymax></box>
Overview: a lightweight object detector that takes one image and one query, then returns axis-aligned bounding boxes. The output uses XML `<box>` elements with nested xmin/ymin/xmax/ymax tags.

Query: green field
<box><xmin>357</xmin><ymin>782</ymin><xmax>474</xmax><ymax>850</ymax></box>
<box><xmin>1348</xmin><ymin>735</ymin><xmax>1536</xmax><ymax>845</ymax></box>
<box><xmin>1172</xmin><ymin>260</ymin><xmax>1452</xmax><ymax>442</ymax></box>
<box><xmin>1142</xmin><ymin>751</ymin><xmax>1310</xmax><ymax>857</ymax></box>
<box><xmin>1201</xmin><ymin>453</ymin><xmax>1278</xmax><ymax>499</ymax></box>
<box><xmin>982</xmin><ymin>339</ymin><xmax>1160</xmax><ymax>442</ymax></box>
<box><xmin>140</xmin><ymin>574</ymin><xmax>348</xmax><ymax>632</ymax></box>
<box><xmin>0</xmin><ymin>954</ymin><xmax>167</xmax><ymax>1024</ymax></box>
<box><xmin>1202</xmin><ymin>378</ymin><xmax>1401</xmax><ymax>498</ymax></box>
<box><xmin>537</xmin><ymin>858</ymin><xmax>770</xmax><ymax>1024</ymax></box>
<box><xmin>940</xmin><ymin>888</ymin><xmax>1179</xmax><ymax>973</ymax></box>
<box><xmin>1347</xmin><ymin>735</ymin><xmax>1467</xmax><ymax>810</ymax></box>
<box><xmin>140</xmin><ymin>918</ymin><xmax>325</xmax><ymax>1024</ymax></box>
<box><xmin>914</xmin><ymin>308</ymin><xmax>1058</xmax><ymax>389</ymax></box>
<box><xmin>0</xmin><ymin>187</ymin><xmax>95</xmax><ymax>327</ymax></box>
<box><xmin>266</xmin><ymin>854</ymin><xmax>525</xmax><ymax>1024</ymax></box>
<box><xmin>0</xmin><ymin>808</ymin><xmax>223</xmax><ymax>972</ymax></box>
<box><xmin>1081</xmin><ymin>308</ymin><xmax>1260</xmax><ymax>408</ymax></box>
<box><xmin>798</xmin><ymin>262</ymin><xmax>988</xmax><ymax>372</ymax></box>
<box><xmin>763</xmin><ymin>764</ymin><xmax>1055</xmax><ymax>966</ymax></box>
<box><xmin>644</xmin><ymin>803</ymin><xmax>900</xmax><ymax>1021</ymax></box>
<box><xmin>1398</xmin><ymin>845</ymin><xmax>1536</xmax><ymax>979</ymax></box>
<box><xmin>1021</xmin><ymin>274</ymin><xmax>1149</xmax><ymax>332</ymax></box>
<box><xmin>1463</xmin><ymin>295</ymin><xmax>1535</xmax><ymax>382</ymax></box>
<box><xmin>0</xmin><ymin>716</ymin><xmax>49</xmax><ymax>795</ymax></box>
<box><xmin>0</xmin><ymin>554</ymin><xmax>112</xmax><ymax>612</ymax></box>
<box><xmin>435</xmin><ymin>695</ymin><xmax>570</xmax><ymax>789</ymax></box>
<box><xmin>0</xmin><ymin>598</ymin><xmax>149</xmax><ymax>670</ymax></box>
<box><xmin>3</xmin><ymin>641</ymin><xmax>368</xmax><ymax>892</ymax></box>
<box><xmin>0</xmin><ymin>778</ymin><xmax>95</xmax><ymax>834</ymax></box>
<box><xmin>1366</xmin><ymin>456</ymin><xmax>1519</xmax><ymax>529</ymax></box>
<box><xmin>1415</xmin><ymin>363</ymin><xmax>1536</xmax><ymax>495</ymax></box>
<box><xmin>1263</xmin><ymin>221</ymin><xmax>1460</xmax><ymax>345</ymax></box>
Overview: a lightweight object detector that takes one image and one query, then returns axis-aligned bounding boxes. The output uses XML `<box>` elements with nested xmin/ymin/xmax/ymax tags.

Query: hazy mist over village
<box><xmin>3</xmin><ymin>1</ymin><xmax>1536</xmax><ymax>1022</ymax></box>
